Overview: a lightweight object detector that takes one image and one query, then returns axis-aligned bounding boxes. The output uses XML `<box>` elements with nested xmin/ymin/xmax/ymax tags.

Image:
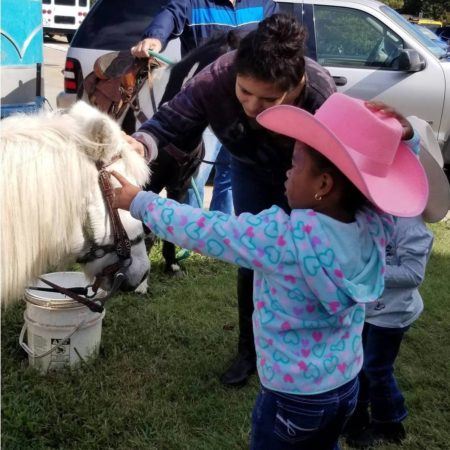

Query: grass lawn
<box><xmin>2</xmin><ymin>221</ymin><xmax>449</xmax><ymax>450</ymax></box>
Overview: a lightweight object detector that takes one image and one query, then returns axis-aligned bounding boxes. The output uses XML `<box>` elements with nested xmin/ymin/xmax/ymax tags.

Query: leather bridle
<box><xmin>33</xmin><ymin>162</ymin><xmax>134</xmax><ymax>313</ymax></box>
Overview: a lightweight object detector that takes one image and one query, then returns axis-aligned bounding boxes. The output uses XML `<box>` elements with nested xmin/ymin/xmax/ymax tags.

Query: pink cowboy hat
<box><xmin>257</xmin><ymin>93</ymin><xmax>429</xmax><ymax>217</ymax></box>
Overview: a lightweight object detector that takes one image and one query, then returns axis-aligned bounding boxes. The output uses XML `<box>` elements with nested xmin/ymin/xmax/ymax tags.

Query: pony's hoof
<box><xmin>165</xmin><ymin>264</ymin><xmax>184</xmax><ymax>277</ymax></box>
<box><xmin>134</xmin><ymin>279</ymin><xmax>148</xmax><ymax>294</ymax></box>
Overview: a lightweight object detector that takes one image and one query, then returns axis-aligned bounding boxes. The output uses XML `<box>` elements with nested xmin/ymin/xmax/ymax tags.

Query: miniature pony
<box><xmin>0</xmin><ymin>102</ymin><xmax>151</xmax><ymax>305</ymax></box>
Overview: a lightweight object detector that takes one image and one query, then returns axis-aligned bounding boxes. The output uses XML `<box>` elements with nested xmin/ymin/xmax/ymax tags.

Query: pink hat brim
<box><xmin>257</xmin><ymin>105</ymin><xmax>428</xmax><ymax>217</ymax></box>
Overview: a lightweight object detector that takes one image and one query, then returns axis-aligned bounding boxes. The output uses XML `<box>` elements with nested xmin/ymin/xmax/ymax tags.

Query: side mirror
<box><xmin>396</xmin><ymin>49</ymin><xmax>426</xmax><ymax>72</ymax></box>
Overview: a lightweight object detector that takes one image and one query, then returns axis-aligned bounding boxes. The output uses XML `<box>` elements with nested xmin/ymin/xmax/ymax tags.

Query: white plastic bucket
<box><xmin>19</xmin><ymin>272</ymin><xmax>106</xmax><ymax>373</ymax></box>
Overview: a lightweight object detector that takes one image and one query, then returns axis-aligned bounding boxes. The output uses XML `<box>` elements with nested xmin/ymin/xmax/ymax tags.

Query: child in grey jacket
<box><xmin>346</xmin><ymin>215</ymin><xmax>433</xmax><ymax>448</ymax></box>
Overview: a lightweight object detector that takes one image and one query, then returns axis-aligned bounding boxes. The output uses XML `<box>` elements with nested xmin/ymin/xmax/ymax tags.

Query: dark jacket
<box><xmin>144</xmin><ymin>0</ymin><xmax>278</xmax><ymax>56</ymax></box>
<box><xmin>139</xmin><ymin>51</ymin><xmax>336</xmax><ymax>179</ymax></box>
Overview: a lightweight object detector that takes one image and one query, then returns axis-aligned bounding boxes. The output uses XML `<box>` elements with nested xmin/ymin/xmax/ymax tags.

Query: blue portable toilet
<box><xmin>1</xmin><ymin>0</ymin><xmax>45</xmax><ymax>118</ymax></box>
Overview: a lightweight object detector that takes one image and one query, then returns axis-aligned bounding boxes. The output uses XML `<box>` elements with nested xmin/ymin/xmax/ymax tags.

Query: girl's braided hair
<box><xmin>236</xmin><ymin>14</ymin><xmax>306</xmax><ymax>91</ymax></box>
<box><xmin>306</xmin><ymin>146</ymin><xmax>368</xmax><ymax>215</ymax></box>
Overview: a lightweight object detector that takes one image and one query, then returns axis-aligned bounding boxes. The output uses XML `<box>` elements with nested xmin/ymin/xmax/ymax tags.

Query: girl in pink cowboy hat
<box><xmin>112</xmin><ymin>92</ymin><xmax>429</xmax><ymax>450</ymax></box>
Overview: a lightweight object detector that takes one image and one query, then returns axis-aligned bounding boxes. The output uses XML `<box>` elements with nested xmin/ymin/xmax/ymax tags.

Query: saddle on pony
<box><xmin>83</xmin><ymin>50</ymin><xmax>159</xmax><ymax>122</ymax></box>
<box><xmin>83</xmin><ymin>50</ymin><xmax>204</xmax><ymax>191</ymax></box>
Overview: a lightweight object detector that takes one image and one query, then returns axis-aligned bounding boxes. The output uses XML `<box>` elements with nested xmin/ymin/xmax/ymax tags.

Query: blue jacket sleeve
<box><xmin>143</xmin><ymin>0</ymin><xmax>188</xmax><ymax>47</ymax></box>
<box><xmin>265</xmin><ymin>0</ymin><xmax>279</xmax><ymax>16</ymax></box>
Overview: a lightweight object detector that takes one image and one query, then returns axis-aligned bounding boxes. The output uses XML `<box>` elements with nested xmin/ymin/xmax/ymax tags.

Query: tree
<box><xmin>402</xmin><ymin>0</ymin><xmax>449</xmax><ymax>19</ymax></box>
<box><xmin>381</xmin><ymin>0</ymin><xmax>404</xmax><ymax>9</ymax></box>
<box><xmin>421</xmin><ymin>0</ymin><xmax>449</xmax><ymax>19</ymax></box>
<box><xmin>403</xmin><ymin>0</ymin><xmax>422</xmax><ymax>15</ymax></box>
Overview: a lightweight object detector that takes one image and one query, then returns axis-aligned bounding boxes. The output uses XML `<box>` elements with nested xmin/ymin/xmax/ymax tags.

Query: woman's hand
<box><xmin>111</xmin><ymin>171</ymin><xmax>142</xmax><ymax>211</ymax></box>
<box><xmin>122</xmin><ymin>132</ymin><xmax>145</xmax><ymax>158</ymax></box>
<box><xmin>365</xmin><ymin>101</ymin><xmax>413</xmax><ymax>140</ymax></box>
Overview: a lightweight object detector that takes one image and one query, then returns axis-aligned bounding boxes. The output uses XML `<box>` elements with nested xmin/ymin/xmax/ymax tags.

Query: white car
<box><xmin>57</xmin><ymin>0</ymin><xmax>450</xmax><ymax>166</ymax></box>
<box><xmin>42</xmin><ymin>0</ymin><xmax>90</xmax><ymax>43</ymax></box>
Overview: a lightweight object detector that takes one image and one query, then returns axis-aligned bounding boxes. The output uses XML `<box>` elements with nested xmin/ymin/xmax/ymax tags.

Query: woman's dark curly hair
<box><xmin>236</xmin><ymin>14</ymin><xmax>306</xmax><ymax>91</ymax></box>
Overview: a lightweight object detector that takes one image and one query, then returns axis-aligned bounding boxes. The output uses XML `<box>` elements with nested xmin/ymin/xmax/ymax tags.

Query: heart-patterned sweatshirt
<box><xmin>131</xmin><ymin>194</ymin><xmax>394</xmax><ymax>395</ymax></box>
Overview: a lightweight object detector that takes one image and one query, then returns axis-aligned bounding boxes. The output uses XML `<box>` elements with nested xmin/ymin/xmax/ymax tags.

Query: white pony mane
<box><xmin>0</xmin><ymin>102</ymin><xmax>150</xmax><ymax>305</ymax></box>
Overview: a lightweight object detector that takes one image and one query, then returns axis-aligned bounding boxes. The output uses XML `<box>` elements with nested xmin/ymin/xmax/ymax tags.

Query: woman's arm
<box><xmin>143</xmin><ymin>0</ymin><xmax>188</xmax><ymax>50</ymax></box>
<box><xmin>137</xmin><ymin>68</ymin><xmax>213</xmax><ymax>154</ymax></box>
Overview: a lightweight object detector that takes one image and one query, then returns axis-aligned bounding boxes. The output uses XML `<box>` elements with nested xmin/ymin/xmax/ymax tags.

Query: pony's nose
<box><xmin>119</xmin><ymin>280</ymin><xmax>135</xmax><ymax>292</ymax></box>
<box><xmin>120</xmin><ymin>269</ymin><xmax>149</xmax><ymax>292</ymax></box>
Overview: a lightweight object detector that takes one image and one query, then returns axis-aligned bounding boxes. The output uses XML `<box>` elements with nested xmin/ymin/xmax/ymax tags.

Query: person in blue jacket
<box><xmin>131</xmin><ymin>0</ymin><xmax>278</xmax><ymax>58</ymax></box>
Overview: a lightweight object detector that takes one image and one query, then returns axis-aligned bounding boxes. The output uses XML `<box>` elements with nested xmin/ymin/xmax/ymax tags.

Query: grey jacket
<box><xmin>365</xmin><ymin>216</ymin><xmax>434</xmax><ymax>328</ymax></box>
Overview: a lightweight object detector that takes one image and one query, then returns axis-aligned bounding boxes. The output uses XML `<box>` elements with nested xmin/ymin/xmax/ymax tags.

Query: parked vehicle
<box><xmin>417</xmin><ymin>18</ymin><xmax>442</xmax><ymax>33</ymax></box>
<box><xmin>57</xmin><ymin>0</ymin><xmax>450</xmax><ymax>166</ymax></box>
<box><xmin>42</xmin><ymin>0</ymin><xmax>90</xmax><ymax>43</ymax></box>
<box><xmin>1</xmin><ymin>0</ymin><xmax>45</xmax><ymax>118</ymax></box>
<box><xmin>57</xmin><ymin>0</ymin><xmax>178</xmax><ymax>119</ymax></box>
<box><xmin>412</xmin><ymin>23</ymin><xmax>449</xmax><ymax>52</ymax></box>
<box><xmin>436</xmin><ymin>26</ymin><xmax>450</xmax><ymax>44</ymax></box>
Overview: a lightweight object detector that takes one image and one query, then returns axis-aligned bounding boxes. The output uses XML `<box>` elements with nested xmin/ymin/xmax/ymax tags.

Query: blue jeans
<box><xmin>357</xmin><ymin>322</ymin><xmax>409</xmax><ymax>423</ymax></box>
<box><xmin>251</xmin><ymin>379</ymin><xmax>359</xmax><ymax>450</ymax></box>
<box><xmin>185</xmin><ymin>128</ymin><xmax>233</xmax><ymax>213</ymax></box>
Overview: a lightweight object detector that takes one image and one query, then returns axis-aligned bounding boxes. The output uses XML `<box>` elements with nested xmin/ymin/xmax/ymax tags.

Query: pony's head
<box><xmin>0</xmin><ymin>102</ymin><xmax>151</xmax><ymax>305</ymax></box>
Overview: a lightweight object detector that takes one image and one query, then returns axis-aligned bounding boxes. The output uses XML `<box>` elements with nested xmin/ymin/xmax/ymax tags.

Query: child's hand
<box><xmin>365</xmin><ymin>101</ymin><xmax>414</xmax><ymax>140</ymax></box>
<box><xmin>111</xmin><ymin>171</ymin><xmax>142</xmax><ymax>211</ymax></box>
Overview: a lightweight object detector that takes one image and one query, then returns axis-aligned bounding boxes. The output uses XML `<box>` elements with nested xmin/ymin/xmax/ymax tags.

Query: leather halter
<box><xmin>96</xmin><ymin>162</ymin><xmax>132</xmax><ymax>262</ymax></box>
<box><xmin>34</xmin><ymin>162</ymin><xmax>133</xmax><ymax>313</ymax></box>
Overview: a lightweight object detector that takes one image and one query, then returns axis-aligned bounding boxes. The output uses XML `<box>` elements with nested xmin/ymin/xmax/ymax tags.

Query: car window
<box><xmin>71</xmin><ymin>0</ymin><xmax>165</xmax><ymax>50</ymax></box>
<box><xmin>413</xmin><ymin>25</ymin><xmax>445</xmax><ymax>46</ymax></box>
<box><xmin>438</xmin><ymin>28</ymin><xmax>450</xmax><ymax>40</ymax></box>
<box><xmin>313</xmin><ymin>5</ymin><xmax>405</xmax><ymax>70</ymax></box>
<box><xmin>381</xmin><ymin>7</ymin><xmax>446</xmax><ymax>59</ymax></box>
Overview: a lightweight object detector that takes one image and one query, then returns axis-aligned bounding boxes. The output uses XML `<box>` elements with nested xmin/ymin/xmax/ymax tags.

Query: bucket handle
<box><xmin>19</xmin><ymin>318</ymin><xmax>87</xmax><ymax>359</ymax></box>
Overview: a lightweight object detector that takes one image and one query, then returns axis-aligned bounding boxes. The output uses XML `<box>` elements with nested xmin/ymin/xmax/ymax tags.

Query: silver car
<box><xmin>57</xmin><ymin>0</ymin><xmax>450</xmax><ymax>166</ymax></box>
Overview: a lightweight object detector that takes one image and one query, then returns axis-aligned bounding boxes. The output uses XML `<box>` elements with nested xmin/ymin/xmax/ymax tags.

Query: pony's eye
<box><xmin>95</xmin><ymin>249</ymin><xmax>106</xmax><ymax>258</ymax></box>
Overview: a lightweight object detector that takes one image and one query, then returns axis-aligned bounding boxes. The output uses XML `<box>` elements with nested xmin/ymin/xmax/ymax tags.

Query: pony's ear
<box><xmin>69</xmin><ymin>101</ymin><xmax>122</xmax><ymax>160</ymax></box>
<box><xmin>69</xmin><ymin>100</ymin><xmax>103</xmax><ymax>123</ymax></box>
